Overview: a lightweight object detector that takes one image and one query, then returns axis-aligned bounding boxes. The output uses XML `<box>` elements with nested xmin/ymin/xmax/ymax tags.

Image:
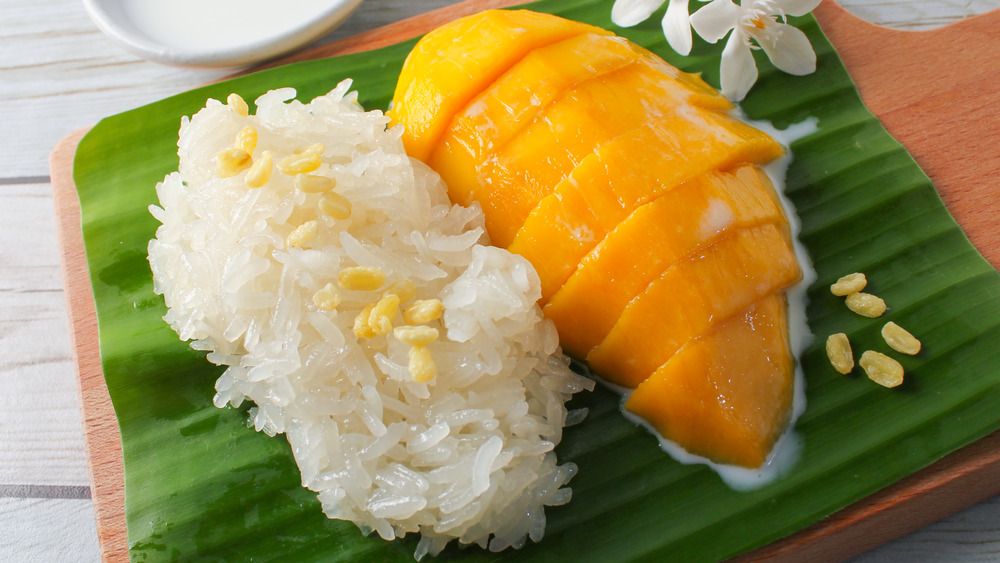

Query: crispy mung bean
<box><xmin>312</xmin><ymin>283</ymin><xmax>341</xmax><ymax>311</ymax></box>
<box><xmin>368</xmin><ymin>293</ymin><xmax>400</xmax><ymax>336</ymax></box>
<box><xmin>278</xmin><ymin>152</ymin><xmax>322</xmax><ymax>175</ymax></box>
<box><xmin>216</xmin><ymin>148</ymin><xmax>252</xmax><ymax>178</ymax></box>
<box><xmin>845</xmin><ymin>292</ymin><xmax>887</xmax><ymax>318</ymax></box>
<box><xmin>826</xmin><ymin>333</ymin><xmax>854</xmax><ymax>374</ymax></box>
<box><xmin>859</xmin><ymin>350</ymin><xmax>904</xmax><ymax>388</ymax></box>
<box><xmin>235</xmin><ymin>126</ymin><xmax>258</xmax><ymax>155</ymax></box>
<box><xmin>404</xmin><ymin>299</ymin><xmax>444</xmax><ymax>325</ymax></box>
<box><xmin>286</xmin><ymin>220</ymin><xmax>318</xmax><ymax>248</ymax></box>
<box><xmin>830</xmin><ymin>272</ymin><xmax>867</xmax><ymax>296</ymax></box>
<box><xmin>338</xmin><ymin>266</ymin><xmax>386</xmax><ymax>291</ymax></box>
<box><xmin>226</xmin><ymin>93</ymin><xmax>249</xmax><ymax>116</ymax></box>
<box><xmin>295</xmin><ymin>174</ymin><xmax>336</xmax><ymax>194</ymax></box>
<box><xmin>394</xmin><ymin>325</ymin><xmax>439</xmax><ymax>346</ymax></box>
<box><xmin>245</xmin><ymin>151</ymin><xmax>273</xmax><ymax>188</ymax></box>
<box><xmin>881</xmin><ymin>322</ymin><xmax>921</xmax><ymax>355</ymax></box>
<box><xmin>408</xmin><ymin>344</ymin><xmax>437</xmax><ymax>383</ymax></box>
<box><xmin>318</xmin><ymin>192</ymin><xmax>352</xmax><ymax>220</ymax></box>
<box><xmin>353</xmin><ymin>303</ymin><xmax>377</xmax><ymax>338</ymax></box>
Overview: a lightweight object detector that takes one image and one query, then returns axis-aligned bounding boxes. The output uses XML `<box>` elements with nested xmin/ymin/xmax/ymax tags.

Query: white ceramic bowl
<box><xmin>83</xmin><ymin>0</ymin><xmax>365</xmax><ymax>68</ymax></box>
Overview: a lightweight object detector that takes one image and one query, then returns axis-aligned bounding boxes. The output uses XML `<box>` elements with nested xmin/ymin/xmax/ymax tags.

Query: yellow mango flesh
<box><xmin>428</xmin><ymin>32</ymin><xmax>644</xmax><ymax>208</ymax></box>
<box><xmin>508</xmin><ymin>117</ymin><xmax>784</xmax><ymax>301</ymax></box>
<box><xmin>545</xmin><ymin>165</ymin><xmax>787</xmax><ymax>358</ymax></box>
<box><xmin>472</xmin><ymin>59</ymin><xmax>739</xmax><ymax>247</ymax></box>
<box><xmin>388</xmin><ymin>9</ymin><xmax>606</xmax><ymax>161</ymax></box>
<box><xmin>390</xmin><ymin>10</ymin><xmax>799</xmax><ymax>468</ymax></box>
<box><xmin>625</xmin><ymin>294</ymin><xmax>794</xmax><ymax>468</ymax></box>
<box><xmin>586</xmin><ymin>223</ymin><xmax>801</xmax><ymax>388</ymax></box>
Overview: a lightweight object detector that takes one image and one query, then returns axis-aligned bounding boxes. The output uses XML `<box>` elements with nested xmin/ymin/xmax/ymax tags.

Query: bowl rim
<box><xmin>82</xmin><ymin>0</ymin><xmax>366</xmax><ymax>68</ymax></box>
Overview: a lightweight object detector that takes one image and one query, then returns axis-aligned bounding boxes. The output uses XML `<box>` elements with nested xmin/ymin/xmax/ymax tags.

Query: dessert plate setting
<box><xmin>54</xmin><ymin>0</ymin><xmax>1000</xmax><ymax>560</ymax></box>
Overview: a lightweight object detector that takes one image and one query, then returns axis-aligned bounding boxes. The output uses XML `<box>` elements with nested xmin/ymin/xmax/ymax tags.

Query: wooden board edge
<box><xmin>737</xmin><ymin>430</ymin><xmax>1000</xmax><ymax>561</ymax></box>
<box><xmin>812</xmin><ymin>0</ymin><xmax>1000</xmax><ymax>270</ymax></box>
<box><xmin>50</xmin><ymin>127</ymin><xmax>129</xmax><ymax>563</ymax></box>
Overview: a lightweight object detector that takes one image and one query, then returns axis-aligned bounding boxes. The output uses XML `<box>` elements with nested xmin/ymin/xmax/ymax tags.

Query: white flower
<box><xmin>612</xmin><ymin>0</ymin><xmax>695</xmax><ymax>56</ymax></box>
<box><xmin>690</xmin><ymin>0</ymin><xmax>821</xmax><ymax>100</ymax></box>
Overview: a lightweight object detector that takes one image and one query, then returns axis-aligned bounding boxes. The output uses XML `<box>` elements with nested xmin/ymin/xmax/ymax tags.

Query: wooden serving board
<box><xmin>49</xmin><ymin>1</ymin><xmax>1000</xmax><ymax>561</ymax></box>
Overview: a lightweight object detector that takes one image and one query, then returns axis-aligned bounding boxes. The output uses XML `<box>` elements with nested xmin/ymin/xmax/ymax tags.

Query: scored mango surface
<box><xmin>470</xmin><ymin>59</ymin><xmax>740</xmax><ymax>247</ymax></box>
<box><xmin>626</xmin><ymin>294</ymin><xmax>794</xmax><ymax>468</ymax></box>
<box><xmin>587</xmin><ymin>223</ymin><xmax>800</xmax><ymax>387</ymax></box>
<box><xmin>388</xmin><ymin>10</ymin><xmax>606</xmax><ymax>161</ymax></box>
<box><xmin>428</xmin><ymin>32</ymin><xmax>643</xmax><ymax>208</ymax></box>
<box><xmin>509</xmin><ymin>116</ymin><xmax>784</xmax><ymax>301</ymax></box>
<box><xmin>389</xmin><ymin>9</ymin><xmax>802</xmax><ymax>469</ymax></box>
<box><xmin>544</xmin><ymin>165</ymin><xmax>787</xmax><ymax>359</ymax></box>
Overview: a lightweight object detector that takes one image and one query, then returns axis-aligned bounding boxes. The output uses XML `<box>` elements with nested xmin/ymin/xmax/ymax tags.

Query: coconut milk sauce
<box><xmin>121</xmin><ymin>0</ymin><xmax>332</xmax><ymax>51</ymax></box>
<box><xmin>614</xmin><ymin>116</ymin><xmax>820</xmax><ymax>491</ymax></box>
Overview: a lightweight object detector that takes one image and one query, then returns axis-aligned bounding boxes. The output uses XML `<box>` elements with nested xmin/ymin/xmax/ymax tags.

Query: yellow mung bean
<box><xmin>881</xmin><ymin>322</ymin><xmax>921</xmax><ymax>355</ymax></box>
<box><xmin>338</xmin><ymin>266</ymin><xmax>386</xmax><ymax>291</ymax></box>
<box><xmin>859</xmin><ymin>350</ymin><xmax>904</xmax><ymax>388</ymax></box>
<box><xmin>404</xmin><ymin>299</ymin><xmax>444</xmax><ymax>325</ymax></box>
<box><xmin>830</xmin><ymin>272</ymin><xmax>867</xmax><ymax>296</ymax></box>
<box><xmin>826</xmin><ymin>333</ymin><xmax>854</xmax><ymax>374</ymax></box>
<box><xmin>393</xmin><ymin>325</ymin><xmax>439</xmax><ymax>346</ymax></box>
<box><xmin>845</xmin><ymin>292</ymin><xmax>886</xmax><ymax>318</ymax></box>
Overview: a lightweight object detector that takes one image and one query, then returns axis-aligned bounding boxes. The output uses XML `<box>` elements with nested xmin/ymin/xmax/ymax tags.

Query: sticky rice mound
<box><xmin>147</xmin><ymin>81</ymin><xmax>593</xmax><ymax>558</ymax></box>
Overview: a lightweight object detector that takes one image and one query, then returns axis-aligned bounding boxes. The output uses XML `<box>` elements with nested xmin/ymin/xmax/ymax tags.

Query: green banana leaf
<box><xmin>72</xmin><ymin>0</ymin><xmax>1000</xmax><ymax>560</ymax></box>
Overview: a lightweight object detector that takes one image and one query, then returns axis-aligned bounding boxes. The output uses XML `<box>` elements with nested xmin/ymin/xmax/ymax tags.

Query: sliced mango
<box><xmin>625</xmin><ymin>294</ymin><xmax>794</xmax><ymax>468</ymax></box>
<box><xmin>587</xmin><ymin>223</ymin><xmax>801</xmax><ymax>388</ymax></box>
<box><xmin>473</xmin><ymin>60</ymin><xmax>740</xmax><ymax>247</ymax></box>
<box><xmin>388</xmin><ymin>10</ymin><xmax>607</xmax><ymax>161</ymax></box>
<box><xmin>509</xmin><ymin>122</ymin><xmax>784</xmax><ymax>301</ymax></box>
<box><xmin>389</xmin><ymin>10</ymin><xmax>801</xmax><ymax>468</ymax></box>
<box><xmin>428</xmin><ymin>33</ymin><xmax>644</xmax><ymax>209</ymax></box>
<box><xmin>545</xmin><ymin>165</ymin><xmax>787</xmax><ymax>358</ymax></box>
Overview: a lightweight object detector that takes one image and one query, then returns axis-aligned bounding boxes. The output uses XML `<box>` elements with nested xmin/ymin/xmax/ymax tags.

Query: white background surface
<box><xmin>1</xmin><ymin>0</ymin><xmax>999</xmax><ymax>561</ymax></box>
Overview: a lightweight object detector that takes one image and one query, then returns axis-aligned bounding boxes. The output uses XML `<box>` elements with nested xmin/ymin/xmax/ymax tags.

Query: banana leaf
<box><xmin>72</xmin><ymin>0</ymin><xmax>1000</xmax><ymax>560</ymax></box>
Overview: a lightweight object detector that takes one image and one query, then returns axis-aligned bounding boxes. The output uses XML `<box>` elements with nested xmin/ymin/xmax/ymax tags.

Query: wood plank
<box><xmin>839</xmin><ymin>0</ymin><xmax>1000</xmax><ymax>30</ymax></box>
<box><xmin>47</xmin><ymin>1</ymin><xmax>1000</xmax><ymax>561</ymax></box>
<box><xmin>853</xmin><ymin>496</ymin><xmax>1000</xmax><ymax>562</ymax></box>
<box><xmin>0</xmin><ymin>0</ymin><xmax>456</xmax><ymax>179</ymax></box>
<box><xmin>0</xmin><ymin>181</ymin><xmax>89</xmax><ymax>487</ymax></box>
<box><xmin>0</xmin><ymin>0</ymin><xmax>229</xmax><ymax>178</ymax></box>
<box><xmin>0</xmin><ymin>498</ymin><xmax>100</xmax><ymax>562</ymax></box>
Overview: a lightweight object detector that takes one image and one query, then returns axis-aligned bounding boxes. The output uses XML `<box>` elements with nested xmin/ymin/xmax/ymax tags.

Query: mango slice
<box><xmin>509</xmin><ymin>120</ymin><xmax>784</xmax><ymax>301</ymax></box>
<box><xmin>473</xmin><ymin>60</ymin><xmax>742</xmax><ymax>247</ymax></box>
<box><xmin>389</xmin><ymin>9</ymin><xmax>802</xmax><ymax>468</ymax></box>
<box><xmin>545</xmin><ymin>165</ymin><xmax>787</xmax><ymax>358</ymax></box>
<box><xmin>388</xmin><ymin>10</ymin><xmax>606</xmax><ymax>161</ymax></box>
<box><xmin>470</xmin><ymin>63</ymin><xmax>650</xmax><ymax>246</ymax></box>
<box><xmin>429</xmin><ymin>32</ymin><xmax>644</xmax><ymax>209</ymax></box>
<box><xmin>625</xmin><ymin>294</ymin><xmax>794</xmax><ymax>469</ymax></box>
<box><xmin>587</xmin><ymin>223</ymin><xmax>801</xmax><ymax>388</ymax></box>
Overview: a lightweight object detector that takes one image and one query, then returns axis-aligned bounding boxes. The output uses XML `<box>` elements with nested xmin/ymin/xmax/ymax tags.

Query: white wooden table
<box><xmin>2</xmin><ymin>0</ymin><xmax>999</xmax><ymax>561</ymax></box>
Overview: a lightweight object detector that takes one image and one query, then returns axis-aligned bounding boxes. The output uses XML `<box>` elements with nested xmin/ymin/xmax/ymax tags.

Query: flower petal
<box><xmin>759</xmin><ymin>22</ymin><xmax>816</xmax><ymax>75</ymax></box>
<box><xmin>774</xmin><ymin>0</ymin><xmax>822</xmax><ymax>17</ymax></box>
<box><xmin>661</xmin><ymin>0</ymin><xmax>693</xmax><ymax>55</ymax></box>
<box><xmin>612</xmin><ymin>0</ymin><xmax>666</xmax><ymax>27</ymax></box>
<box><xmin>720</xmin><ymin>31</ymin><xmax>758</xmax><ymax>101</ymax></box>
<box><xmin>690</xmin><ymin>0</ymin><xmax>741</xmax><ymax>44</ymax></box>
